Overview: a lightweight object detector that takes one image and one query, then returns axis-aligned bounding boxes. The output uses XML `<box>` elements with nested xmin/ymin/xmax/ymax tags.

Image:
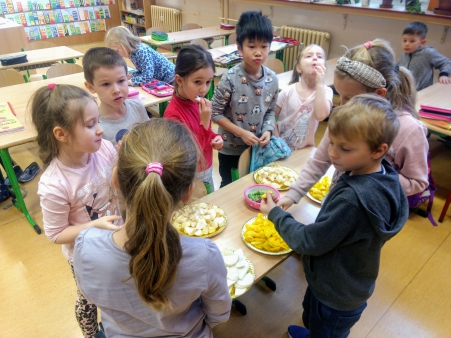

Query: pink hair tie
<box><xmin>48</xmin><ymin>83</ymin><xmax>56</xmax><ymax>90</ymax></box>
<box><xmin>363</xmin><ymin>41</ymin><xmax>373</xmax><ymax>50</ymax></box>
<box><xmin>145</xmin><ymin>162</ymin><xmax>163</xmax><ymax>176</ymax></box>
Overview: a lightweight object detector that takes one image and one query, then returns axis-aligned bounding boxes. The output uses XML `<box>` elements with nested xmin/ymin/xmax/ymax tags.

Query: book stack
<box><xmin>0</xmin><ymin>102</ymin><xmax>24</xmax><ymax>135</ymax></box>
<box><xmin>419</xmin><ymin>104</ymin><xmax>451</xmax><ymax>130</ymax></box>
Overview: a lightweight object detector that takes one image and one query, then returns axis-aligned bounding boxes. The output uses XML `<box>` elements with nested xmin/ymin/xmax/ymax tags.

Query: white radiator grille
<box><xmin>279</xmin><ymin>26</ymin><xmax>331</xmax><ymax>72</ymax></box>
<box><xmin>150</xmin><ymin>5</ymin><xmax>182</xmax><ymax>33</ymax></box>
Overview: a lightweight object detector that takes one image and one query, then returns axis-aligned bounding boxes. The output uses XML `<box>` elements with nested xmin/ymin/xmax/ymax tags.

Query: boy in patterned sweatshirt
<box><xmin>211</xmin><ymin>11</ymin><xmax>278</xmax><ymax>187</ymax></box>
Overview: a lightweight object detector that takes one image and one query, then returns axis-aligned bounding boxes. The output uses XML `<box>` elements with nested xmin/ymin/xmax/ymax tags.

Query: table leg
<box><xmin>0</xmin><ymin>148</ymin><xmax>41</xmax><ymax>234</ymax></box>
<box><xmin>159</xmin><ymin>101</ymin><xmax>168</xmax><ymax>117</ymax></box>
<box><xmin>206</xmin><ymin>81</ymin><xmax>215</xmax><ymax>100</ymax></box>
<box><xmin>276</xmin><ymin>50</ymin><xmax>284</xmax><ymax>62</ymax></box>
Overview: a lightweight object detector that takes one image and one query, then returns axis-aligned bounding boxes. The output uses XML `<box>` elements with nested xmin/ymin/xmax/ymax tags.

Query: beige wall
<box><xmin>156</xmin><ymin>0</ymin><xmax>451</xmax><ymax>61</ymax></box>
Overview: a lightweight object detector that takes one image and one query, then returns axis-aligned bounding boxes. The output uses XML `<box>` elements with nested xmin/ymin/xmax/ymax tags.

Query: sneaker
<box><xmin>288</xmin><ymin>325</ymin><xmax>309</xmax><ymax>338</ymax></box>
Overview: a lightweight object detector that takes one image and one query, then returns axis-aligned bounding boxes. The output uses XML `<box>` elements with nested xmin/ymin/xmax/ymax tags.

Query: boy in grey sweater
<box><xmin>260</xmin><ymin>95</ymin><xmax>409</xmax><ymax>338</ymax></box>
<box><xmin>211</xmin><ymin>11</ymin><xmax>278</xmax><ymax>187</ymax></box>
<box><xmin>398</xmin><ymin>22</ymin><xmax>451</xmax><ymax>91</ymax></box>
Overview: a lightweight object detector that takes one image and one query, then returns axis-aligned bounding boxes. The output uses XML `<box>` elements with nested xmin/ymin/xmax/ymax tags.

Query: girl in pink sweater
<box><xmin>279</xmin><ymin>39</ymin><xmax>429</xmax><ymax>210</ymax></box>
<box><xmin>164</xmin><ymin>45</ymin><xmax>223</xmax><ymax>192</ymax></box>
<box><xmin>30</xmin><ymin>84</ymin><xmax>122</xmax><ymax>337</ymax></box>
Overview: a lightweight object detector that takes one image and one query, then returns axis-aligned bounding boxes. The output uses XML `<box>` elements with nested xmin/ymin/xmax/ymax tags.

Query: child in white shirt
<box><xmin>275</xmin><ymin>44</ymin><xmax>333</xmax><ymax>150</ymax></box>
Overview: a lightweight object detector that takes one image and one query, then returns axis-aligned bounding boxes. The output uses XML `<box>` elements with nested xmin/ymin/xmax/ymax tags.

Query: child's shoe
<box><xmin>288</xmin><ymin>325</ymin><xmax>309</xmax><ymax>338</ymax></box>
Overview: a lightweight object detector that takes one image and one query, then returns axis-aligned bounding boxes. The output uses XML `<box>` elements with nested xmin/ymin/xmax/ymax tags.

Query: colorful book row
<box><xmin>23</xmin><ymin>19</ymin><xmax>106</xmax><ymax>40</ymax></box>
<box><xmin>0</xmin><ymin>0</ymin><xmax>114</xmax><ymax>13</ymax></box>
<box><xmin>4</xmin><ymin>6</ymin><xmax>110</xmax><ymax>26</ymax></box>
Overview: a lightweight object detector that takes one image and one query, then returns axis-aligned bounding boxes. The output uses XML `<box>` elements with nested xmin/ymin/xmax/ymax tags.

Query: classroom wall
<box><xmin>155</xmin><ymin>0</ymin><xmax>451</xmax><ymax>61</ymax></box>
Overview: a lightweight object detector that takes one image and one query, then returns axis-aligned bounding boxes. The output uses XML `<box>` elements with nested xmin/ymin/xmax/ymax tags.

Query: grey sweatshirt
<box><xmin>398</xmin><ymin>46</ymin><xmax>451</xmax><ymax>91</ymax></box>
<box><xmin>269</xmin><ymin>159</ymin><xmax>409</xmax><ymax>311</ymax></box>
<box><xmin>211</xmin><ymin>63</ymin><xmax>278</xmax><ymax>156</ymax></box>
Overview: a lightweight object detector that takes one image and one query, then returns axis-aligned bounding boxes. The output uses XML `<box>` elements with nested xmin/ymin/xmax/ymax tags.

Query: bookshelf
<box><xmin>119</xmin><ymin>0</ymin><xmax>154</xmax><ymax>36</ymax></box>
<box><xmin>0</xmin><ymin>0</ymin><xmax>116</xmax><ymax>41</ymax></box>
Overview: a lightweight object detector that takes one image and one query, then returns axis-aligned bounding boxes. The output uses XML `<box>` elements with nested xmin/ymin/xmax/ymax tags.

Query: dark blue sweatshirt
<box><xmin>269</xmin><ymin>159</ymin><xmax>409</xmax><ymax>311</ymax></box>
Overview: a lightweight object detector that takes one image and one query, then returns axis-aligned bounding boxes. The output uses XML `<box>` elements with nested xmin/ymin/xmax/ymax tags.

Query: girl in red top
<box><xmin>164</xmin><ymin>45</ymin><xmax>223</xmax><ymax>191</ymax></box>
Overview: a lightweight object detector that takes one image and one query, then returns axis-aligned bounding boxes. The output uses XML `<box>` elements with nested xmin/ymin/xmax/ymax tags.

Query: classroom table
<box><xmin>278</xmin><ymin>56</ymin><xmax>339</xmax><ymax>91</ymax></box>
<box><xmin>0</xmin><ymin>46</ymin><xmax>84</xmax><ymax>82</ymax></box>
<box><xmin>196</xmin><ymin>147</ymin><xmax>319</xmax><ymax>304</ymax></box>
<box><xmin>0</xmin><ymin>72</ymin><xmax>172</xmax><ymax>234</ymax></box>
<box><xmin>140</xmin><ymin>26</ymin><xmax>236</xmax><ymax>51</ymax></box>
<box><xmin>417</xmin><ymin>82</ymin><xmax>451</xmax><ymax>138</ymax></box>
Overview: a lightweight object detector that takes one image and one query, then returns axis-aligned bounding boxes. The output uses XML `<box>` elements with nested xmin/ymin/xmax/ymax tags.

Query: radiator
<box><xmin>279</xmin><ymin>26</ymin><xmax>331</xmax><ymax>72</ymax></box>
<box><xmin>150</xmin><ymin>5</ymin><xmax>182</xmax><ymax>33</ymax></box>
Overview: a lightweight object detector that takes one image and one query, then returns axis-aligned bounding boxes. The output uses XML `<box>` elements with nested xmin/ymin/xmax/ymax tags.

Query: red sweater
<box><xmin>164</xmin><ymin>95</ymin><xmax>219</xmax><ymax>171</ymax></box>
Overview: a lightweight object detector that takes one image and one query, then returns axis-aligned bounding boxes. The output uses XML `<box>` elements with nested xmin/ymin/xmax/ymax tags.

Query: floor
<box><xmin>1</xmin><ymin>43</ymin><xmax>451</xmax><ymax>337</ymax></box>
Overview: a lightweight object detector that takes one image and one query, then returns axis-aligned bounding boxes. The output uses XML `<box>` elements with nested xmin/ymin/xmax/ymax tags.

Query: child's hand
<box><xmin>199</xmin><ymin>98</ymin><xmax>212</xmax><ymax>128</ymax></box>
<box><xmin>114</xmin><ymin>140</ymin><xmax>123</xmax><ymax>152</ymax></box>
<box><xmin>260</xmin><ymin>192</ymin><xmax>277</xmax><ymax>214</ymax></box>
<box><xmin>240</xmin><ymin>130</ymin><xmax>260</xmax><ymax>145</ymax></box>
<box><xmin>439</xmin><ymin>76</ymin><xmax>451</xmax><ymax>85</ymax></box>
<box><xmin>128</xmin><ymin>80</ymin><xmax>133</xmax><ymax>86</ymax></box>
<box><xmin>314</xmin><ymin>64</ymin><xmax>326</xmax><ymax>85</ymax></box>
<box><xmin>258</xmin><ymin>131</ymin><xmax>271</xmax><ymax>146</ymax></box>
<box><xmin>127</xmin><ymin>73</ymin><xmax>133</xmax><ymax>80</ymax></box>
<box><xmin>277</xmin><ymin>196</ymin><xmax>295</xmax><ymax>211</ymax></box>
<box><xmin>211</xmin><ymin>135</ymin><xmax>223</xmax><ymax>150</ymax></box>
<box><xmin>93</xmin><ymin>215</ymin><xmax>122</xmax><ymax>231</ymax></box>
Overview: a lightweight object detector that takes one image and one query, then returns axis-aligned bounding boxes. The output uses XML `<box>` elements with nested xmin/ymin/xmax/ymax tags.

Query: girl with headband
<box><xmin>279</xmin><ymin>39</ymin><xmax>428</xmax><ymax>210</ymax></box>
<box><xmin>73</xmin><ymin>119</ymin><xmax>231</xmax><ymax>337</ymax></box>
<box><xmin>277</xmin><ymin>39</ymin><xmax>429</xmax><ymax>337</ymax></box>
<box><xmin>30</xmin><ymin>84</ymin><xmax>122</xmax><ymax>337</ymax></box>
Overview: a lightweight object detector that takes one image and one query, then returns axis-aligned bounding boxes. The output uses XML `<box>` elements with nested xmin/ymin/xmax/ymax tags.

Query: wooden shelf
<box><xmin>120</xmin><ymin>9</ymin><xmax>145</xmax><ymax>16</ymax></box>
<box><xmin>235</xmin><ymin>0</ymin><xmax>451</xmax><ymax>26</ymax></box>
<box><xmin>121</xmin><ymin>19</ymin><xmax>145</xmax><ymax>27</ymax></box>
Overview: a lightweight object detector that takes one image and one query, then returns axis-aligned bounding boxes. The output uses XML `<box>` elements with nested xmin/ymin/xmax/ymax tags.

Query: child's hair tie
<box><xmin>363</xmin><ymin>41</ymin><xmax>373</xmax><ymax>50</ymax></box>
<box><xmin>48</xmin><ymin>83</ymin><xmax>56</xmax><ymax>90</ymax></box>
<box><xmin>145</xmin><ymin>162</ymin><xmax>163</xmax><ymax>176</ymax></box>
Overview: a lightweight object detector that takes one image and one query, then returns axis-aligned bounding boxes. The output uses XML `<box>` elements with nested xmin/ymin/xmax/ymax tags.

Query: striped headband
<box><xmin>336</xmin><ymin>56</ymin><xmax>386</xmax><ymax>89</ymax></box>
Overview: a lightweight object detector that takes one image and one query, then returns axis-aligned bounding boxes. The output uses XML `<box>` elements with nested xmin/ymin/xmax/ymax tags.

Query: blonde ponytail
<box><xmin>117</xmin><ymin>119</ymin><xmax>198</xmax><ymax>310</ymax></box>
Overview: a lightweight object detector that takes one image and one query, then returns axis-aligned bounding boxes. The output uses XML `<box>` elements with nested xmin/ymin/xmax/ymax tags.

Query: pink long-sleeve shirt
<box><xmin>286</xmin><ymin>111</ymin><xmax>429</xmax><ymax>203</ymax></box>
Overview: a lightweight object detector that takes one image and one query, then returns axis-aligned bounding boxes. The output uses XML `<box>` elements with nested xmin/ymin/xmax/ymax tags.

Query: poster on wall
<box><xmin>24</xmin><ymin>26</ymin><xmax>41</xmax><ymax>40</ymax></box>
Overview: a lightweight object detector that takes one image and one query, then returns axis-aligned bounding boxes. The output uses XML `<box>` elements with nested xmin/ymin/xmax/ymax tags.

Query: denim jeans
<box><xmin>302</xmin><ymin>287</ymin><xmax>367</xmax><ymax>338</ymax></box>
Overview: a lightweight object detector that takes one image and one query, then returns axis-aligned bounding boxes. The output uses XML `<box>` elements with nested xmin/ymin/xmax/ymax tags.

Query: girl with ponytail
<box><xmin>73</xmin><ymin>119</ymin><xmax>231</xmax><ymax>337</ymax></box>
<box><xmin>278</xmin><ymin>39</ymin><xmax>429</xmax><ymax>211</ymax></box>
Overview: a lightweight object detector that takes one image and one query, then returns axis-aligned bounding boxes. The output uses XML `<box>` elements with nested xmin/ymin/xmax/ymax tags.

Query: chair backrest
<box><xmin>146</xmin><ymin>26</ymin><xmax>168</xmax><ymax>35</ymax></box>
<box><xmin>228</xmin><ymin>32</ymin><xmax>237</xmax><ymax>45</ymax></box>
<box><xmin>190</xmin><ymin>38</ymin><xmax>209</xmax><ymax>50</ymax></box>
<box><xmin>46</xmin><ymin>63</ymin><xmax>83</xmax><ymax>79</ymax></box>
<box><xmin>237</xmin><ymin>147</ymin><xmax>251</xmax><ymax>179</ymax></box>
<box><xmin>263</xmin><ymin>58</ymin><xmax>285</xmax><ymax>74</ymax></box>
<box><xmin>0</xmin><ymin>69</ymin><xmax>25</xmax><ymax>87</ymax></box>
<box><xmin>181</xmin><ymin>23</ymin><xmax>200</xmax><ymax>31</ymax></box>
<box><xmin>24</xmin><ymin>40</ymin><xmax>56</xmax><ymax>51</ymax></box>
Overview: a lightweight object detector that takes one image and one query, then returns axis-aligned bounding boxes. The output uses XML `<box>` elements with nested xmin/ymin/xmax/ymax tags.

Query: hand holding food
<box><xmin>243</xmin><ymin>213</ymin><xmax>290</xmax><ymax>253</ymax></box>
<box><xmin>172</xmin><ymin>203</ymin><xmax>226</xmax><ymax>237</ymax></box>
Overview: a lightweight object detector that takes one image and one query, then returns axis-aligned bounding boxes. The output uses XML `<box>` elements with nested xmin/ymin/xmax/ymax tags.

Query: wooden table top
<box><xmin>140</xmin><ymin>26</ymin><xmax>236</xmax><ymax>46</ymax></box>
<box><xmin>196</xmin><ymin>147</ymin><xmax>320</xmax><ymax>282</ymax></box>
<box><xmin>278</xmin><ymin>56</ymin><xmax>339</xmax><ymax>90</ymax></box>
<box><xmin>0</xmin><ymin>72</ymin><xmax>171</xmax><ymax>149</ymax></box>
<box><xmin>417</xmin><ymin>82</ymin><xmax>451</xmax><ymax>137</ymax></box>
<box><xmin>0</xmin><ymin>46</ymin><xmax>84</xmax><ymax>70</ymax></box>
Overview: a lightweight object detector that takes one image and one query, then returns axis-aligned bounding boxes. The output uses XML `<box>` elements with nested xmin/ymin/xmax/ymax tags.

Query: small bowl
<box><xmin>244</xmin><ymin>184</ymin><xmax>281</xmax><ymax>210</ymax></box>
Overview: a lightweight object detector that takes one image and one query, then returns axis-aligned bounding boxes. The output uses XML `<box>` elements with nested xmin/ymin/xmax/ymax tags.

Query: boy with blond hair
<box><xmin>261</xmin><ymin>94</ymin><xmax>409</xmax><ymax>338</ymax></box>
